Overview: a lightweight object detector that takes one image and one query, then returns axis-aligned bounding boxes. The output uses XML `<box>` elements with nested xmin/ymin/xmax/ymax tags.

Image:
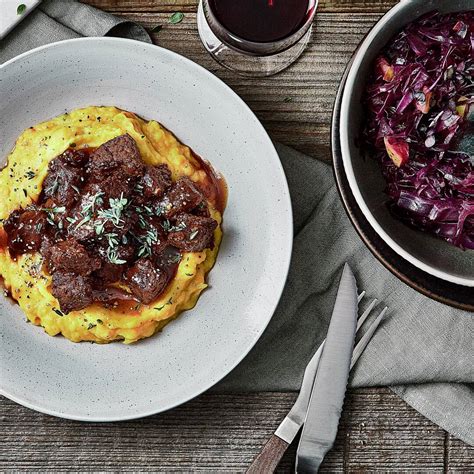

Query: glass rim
<box><xmin>202</xmin><ymin>0</ymin><xmax>319</xmax><ymax>56</ymax></box>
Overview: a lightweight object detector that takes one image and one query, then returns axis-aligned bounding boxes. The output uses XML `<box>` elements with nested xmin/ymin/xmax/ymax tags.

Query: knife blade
<box><xmin>295</xmin><ymin>263</ymin><xmax>358</xmax><ymax>473</ymax></box>
<box><xmin>273</xmin><ymin>291</ymin><xmax>367</xmax><ymax>446</ymax></box>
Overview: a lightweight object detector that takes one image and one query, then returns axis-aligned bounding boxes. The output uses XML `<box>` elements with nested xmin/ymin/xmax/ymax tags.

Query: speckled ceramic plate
<box><xmin>0</xmin><ymin>38</ymin><xmax>293</xmax><ymax>421</ymax></box>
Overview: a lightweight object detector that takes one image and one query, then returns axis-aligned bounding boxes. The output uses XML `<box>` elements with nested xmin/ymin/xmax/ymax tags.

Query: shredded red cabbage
<box><xmin>363</xmin><ymin>11</ymin><xmax>474</xmax><ymax>249</ymax></box>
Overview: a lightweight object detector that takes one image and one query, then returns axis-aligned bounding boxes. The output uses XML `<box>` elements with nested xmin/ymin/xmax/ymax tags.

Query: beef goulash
<box><xmin>0</xmin><ymin>107</ymin><xmax>226</xmax><ymax>343</ymax></box>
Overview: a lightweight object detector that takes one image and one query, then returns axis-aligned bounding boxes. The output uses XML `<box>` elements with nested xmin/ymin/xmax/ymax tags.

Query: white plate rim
<box><xmin>339</xmin><ymin>1</ymin><xmax>474</xmax><ymax>288</ymax></box>
<box><xmin>0</xmin><ymin>37</ymin><xmax>294</xmax><ymax>421</ymax></box>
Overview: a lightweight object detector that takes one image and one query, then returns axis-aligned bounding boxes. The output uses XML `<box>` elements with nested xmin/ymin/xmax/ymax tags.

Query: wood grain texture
<box><xmin>1</xmin><ymin>390</ymin><xmax>473</xmax><ymax>472</ymax></box>
<box><xmin>246</xmin><ymin>434</ymin><xmax>289</xmax><ymax>474</ymax></box>
<box><xmin>83</xmin><ymin>0</ymin><xmax>398</xmax><ymax>13</ymax></box>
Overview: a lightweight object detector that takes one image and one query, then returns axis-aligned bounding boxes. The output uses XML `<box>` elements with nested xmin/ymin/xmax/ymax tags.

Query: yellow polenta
<box><xmin>0</xmin><ymin>106</ymin><xmax>222</xmax><ymax>344</ymax></box>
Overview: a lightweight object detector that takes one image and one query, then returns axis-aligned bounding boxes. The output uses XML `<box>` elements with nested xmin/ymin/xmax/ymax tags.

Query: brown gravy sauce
<box><xmin>190</xmin><ymin>151</ymin><xmax>228</xmax><ymax>215</ymax></box>
<box><xmin>0</xmin><ymin>141</ymin><xmax>226</xmax><ymax>312</ymax></box>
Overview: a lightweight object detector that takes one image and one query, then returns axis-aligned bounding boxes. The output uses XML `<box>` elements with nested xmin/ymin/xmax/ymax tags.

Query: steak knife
<box><xmin>295</xmin><ymin>263</ymin><xmax>358</xmax><ymax>473</ymax></box>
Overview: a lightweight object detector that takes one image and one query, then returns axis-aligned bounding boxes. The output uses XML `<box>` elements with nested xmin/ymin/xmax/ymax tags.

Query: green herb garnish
<box><xmin>94</xmin><ymin>220</ymin><xmax>106</xmax><ymax>235</ymax></box>
<box><xmin>161</xmin><ymin>219</ymin><xmax>171</xmax><ymax>232</ymax></box>
<box><xmin>53</xmin><ymin>308</ymin><xmax>64</xmax><ymax>317</ymax></box>
<box><xmin>137</xmin><ymin>228</ymin><xmax>159</xmax><ymax>258</ymax></box>
<box><xmin>74</xmin><ymin>214</ymin><xmax>92</xmax><ymax>229</ymax></box>
<box><xmin>98</xmin><ymin>194</ymin><xmax>128</xmax><ymax>227</ymax></box>
<box><xmin>151</xmin><ymin>25</ymin><xmax>163</xmax><ymax>33</ymax></box>
<box><xmin>43</xmin><ymin>206</ymin><xmax>66</xmax><ymax>227</ymax></box>
<box><xmin>17</xmin><ymin>4</ymin><xmax>26</xmax><ymax>15</ymax></box>
<box><xmin>105</xmin><ymin>232</ymin><xmax>126</xmax><ymax>265</ymax></box>
<box><xmin>46</xmin><ymin>176</ymin><xmax>59</xmax><ymax>195</ymax></box>
<box><xmin>169</xmin><ymin>253</ymin><xmax>181</xmax><ymax>264</ymax></box>
<box><xmin>81</xmin><ymin>191</ymin><xmax>104</xmax><ymax>216</ymax></box>
<box><xmin>107</xmin><ymin>248</ymin><xmax>125</xmax><ymax>265</ymax></box>
<box><xmin>170</xmin><ymin>12</ymin><xmax>184</xmax><ymax>24</ymax></box>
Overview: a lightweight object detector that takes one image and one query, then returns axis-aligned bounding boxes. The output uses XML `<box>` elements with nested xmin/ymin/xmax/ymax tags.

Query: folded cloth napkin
<box><xmin>0</xmin><ymin>0</ymin><xmax>151</xmax><ymax>63</ymax></box>
<box><xmin>217</xmin><ymin>144</ymin><xmax>474</xmax><ymax>447</ymax></box>
<box><xmin>1</xmin><ymin>0</ymin><xmax>473</xmax><ymax>447</ymax></box>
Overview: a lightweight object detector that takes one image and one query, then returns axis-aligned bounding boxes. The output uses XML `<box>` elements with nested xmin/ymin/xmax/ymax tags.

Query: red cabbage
<box><xmin>362</xmin><ymin>11</ymin><xmax>474</xmax><ymax>249</ymax></box>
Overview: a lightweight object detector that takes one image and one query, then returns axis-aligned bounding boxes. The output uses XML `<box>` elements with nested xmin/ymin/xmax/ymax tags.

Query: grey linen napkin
<box><xmin>1</xmin><ymin>0</ymin><xmax>473</xmax><ymax>447</ymax></box>
<box><xmin>0</xmin><ymin>0</ymin><xmax>151</xmax><ymax>63</ymax></box>
<box><xmin>218</xmin><ymin>144</ymin><xmax>474</xmax><ymax>447</ymax></box>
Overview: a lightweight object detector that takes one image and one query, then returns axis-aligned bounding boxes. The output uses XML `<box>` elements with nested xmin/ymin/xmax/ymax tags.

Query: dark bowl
<box><xmin>338</xmin><ymin>0</ymin><xmax>474</xmax><ymax>288</ymax></box>
<box><xmin>331</xmin><ymin>5</ymin><xmax>474</xmax><ymax>312</ymax></box>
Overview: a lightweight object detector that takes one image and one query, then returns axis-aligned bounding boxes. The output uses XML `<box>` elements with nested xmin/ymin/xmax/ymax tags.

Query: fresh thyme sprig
<box><xmin>137</xmin><ymin>228</ymin><xmax>159</xmax><ymax>258</ymax></box>
<box><xmin>97</xmin><ymin>194</ymin><xmax>128</xmax><ymax>228</ymax></box>
<box><xmin>104</xmin><ymin>232</ymin><xmax>126</xmax><ymax>265</ymax></box>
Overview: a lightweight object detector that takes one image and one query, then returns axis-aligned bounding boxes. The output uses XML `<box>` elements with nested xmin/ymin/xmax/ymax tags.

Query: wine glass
<box><xmin>197</xmin><ymin>0</ymin><xmax>318</xmax><ymax>77</ymax></box>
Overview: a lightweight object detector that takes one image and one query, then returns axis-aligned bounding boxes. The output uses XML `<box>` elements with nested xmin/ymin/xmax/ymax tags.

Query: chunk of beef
<box><xmin>84</xmin><ymin>170</ymin><xmax>132</xmax><ymax>202</ymax></box>
<box><xmin>67</xmin><ymin>217</ymin><xmax>97</xmax><ymax>243</ymax></box>
<box><xmin>40</xmin><ymin>235</ymin><xmax>55</xmax><ymax>261</ymax></box>
<box><xmin>42</xmin><ymin>149</ymin><xmax>87</xmax><ymax>207</ymax></box>
<box><xmin>92</xmin><ymin>286</ymin><xmax>138</xmax><ymax>307</ymax></box>
<box><xmin>58</xmin><ymin>148</ymin><xmax>90</xmax><ymax>168</ymax></box>
<box><xmin>154</xmin><ymin>245</ymin><xmax>182</xmax><ymax>273</ymax></box>
<box><xmin>140</xmin><ymin>165</ymin><xmax>172</xmax><ymax>199</ymax></box>
<box><xmin>92</xmin><ymin>262</ymin><xmax>125</xmax><ymax>285</ymax></box>
<box><xmin>192</xmin><ymin>200</ymin><xmax>211</xmax><ymax>218</ymax></box>
<box><xmin>66</xmin><ymin>192</ymin><xmax>104</xmax><ymax>242</ymax></box>
<box><xmin>132</xmin><ymin>217</ymin><xmax>168</xmax><ymax>259</ymax></box>
<box><xmin>51</xmin><ymin>272</ymin><xmax>93</xmax><ymax>313</ymax></box>
<box><xmin>3</xmin><ymin>208</ymin><xmax>46</xmax><ymax>257</ymax></box>
<box><xmin>88</xmin><ymin>134</ymin><xmax>144</xmax><ymax>179</ymax></box>
<box><xmin>159</xmin><ymin>177</ymin><xmax>204</xmax><ymax>218</ymax></box>
<box><xmin>67</xmin><ymin>190</ymin><xmax>134</xmax><ymax>243</ymax></box>
<box><xmin>167</xmin><ymin>213</ymin><xmax>217</xmax><ymax>252</ymax></box>
<box><xmin>125</xmin><ymin>258</ymin><xmax>170</xmax><ymax>304</ymax></box>
<box><xmin>46</xmin><ymin>238</ymin><xmax>101</xmax><ymax>275</ymax></box>
<box><xmin>93</xmin><ymin>240</ymin><xmax>136</xmax><ymax>265</ymax></box>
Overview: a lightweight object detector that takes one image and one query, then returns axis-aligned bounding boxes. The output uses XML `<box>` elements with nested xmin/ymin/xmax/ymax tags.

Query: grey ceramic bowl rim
<box><xmin>0</xmin><ymin>37</ymin><xmax>294</xmax><ymax>421</ymax></box>
<box><xmin>339</xmin><ymin>0</ymin><xmax>474</xmax><ymax>288</ymax></box>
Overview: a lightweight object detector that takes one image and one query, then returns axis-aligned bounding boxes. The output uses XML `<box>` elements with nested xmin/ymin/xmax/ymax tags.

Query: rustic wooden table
<box><xmin>1</xmin><ymin>0</ymin><xmax>473</xmax><ymax>471</ymax></box>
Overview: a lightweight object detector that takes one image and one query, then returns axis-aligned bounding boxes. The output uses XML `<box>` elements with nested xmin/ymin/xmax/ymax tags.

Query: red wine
<box><xmin>209</xmin><ymin>0</ymin><xmax>311</xmax><ymax>43</ymax></box>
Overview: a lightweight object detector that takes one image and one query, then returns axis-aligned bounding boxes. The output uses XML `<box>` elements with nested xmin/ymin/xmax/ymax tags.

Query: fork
<box><xmin>246</xmin><ymin>293</ymin><xmax>388</xmax><ymax>474</ymax></box>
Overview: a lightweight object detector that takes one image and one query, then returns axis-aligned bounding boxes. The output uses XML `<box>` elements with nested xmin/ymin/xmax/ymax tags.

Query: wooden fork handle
<box><xmin>246</xmin><ymin>434</ymin><xmax>290</xmax><ymax>474</ymax></box>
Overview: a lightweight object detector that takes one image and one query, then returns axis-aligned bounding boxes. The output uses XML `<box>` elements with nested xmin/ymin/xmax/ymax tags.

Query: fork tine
<box><xmin>357</xmin><ymin>291</ymin><xmax>366</xmax><ymax>303</ymax></box>
<box><xmin>357</xmin><ymin>298</ymin><xmax>378</xmax><ymax>331</ymax></box>
<box><xmin>297</xmin><ymin>299</ymin><xmax>378</xmax><ymax>390</ymax></box>
<box><xmin>351</xmin><ymin>306</ymin><xmax>388</xmax><ymax>369</ymax></box>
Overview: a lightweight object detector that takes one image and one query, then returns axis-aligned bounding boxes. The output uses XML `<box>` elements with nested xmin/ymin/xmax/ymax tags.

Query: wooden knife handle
<box><xmin>246</xmin><ymin>434</ymin><xmax>290</xmax><ymax>474</ymax></box>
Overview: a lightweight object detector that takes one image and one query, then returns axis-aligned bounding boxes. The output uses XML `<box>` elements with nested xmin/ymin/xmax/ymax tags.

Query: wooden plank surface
<box><xmin>1</xmin><ymin>1</ymin><xmax>473</xmax><ymax>472</ymax></box>
<box><xmin>84</xmin><ymin>0</ymin><xmax>397</xmax><ymax>13</ymax></box>
<box><xmin>2</xmin><ymin>389</ymin><xmax>473</xmax><ymax>472</ymax></box>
